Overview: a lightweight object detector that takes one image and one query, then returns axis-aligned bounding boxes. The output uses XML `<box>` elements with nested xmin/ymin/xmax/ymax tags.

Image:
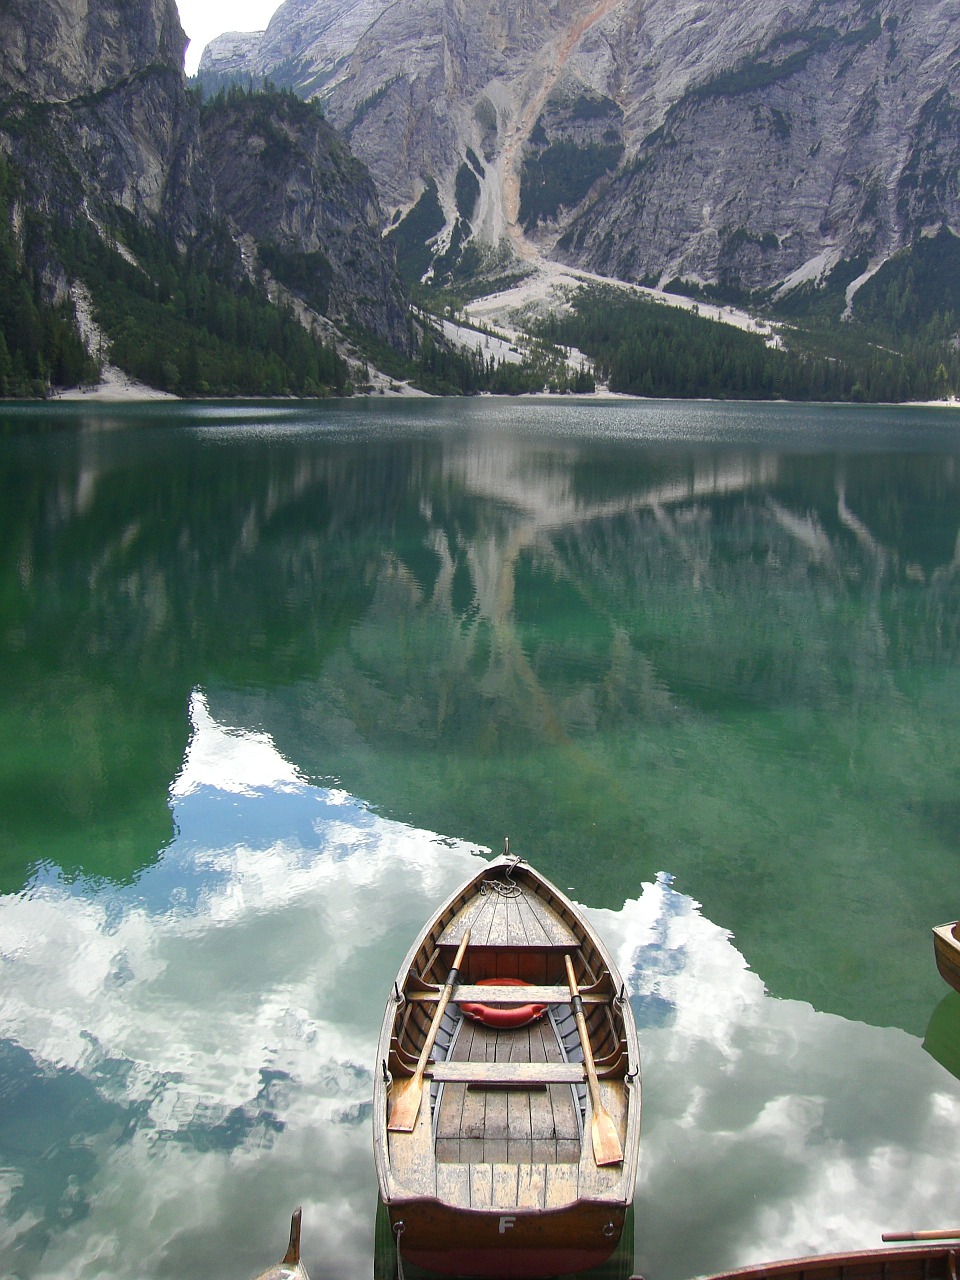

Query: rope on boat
<box><xmin>393</xmin><ymin>1221</ymin><xmax>407</xmax><ymax>1280</ymax></box>
<box><xmin>480</xmin><ymin>875</ymin><xmax>523</xmax><ymax>898</ymax></box>
<box><xmin>480</xmin><ymin>852</ymin><xmax>524</xmax><ymax>899</ymax></box>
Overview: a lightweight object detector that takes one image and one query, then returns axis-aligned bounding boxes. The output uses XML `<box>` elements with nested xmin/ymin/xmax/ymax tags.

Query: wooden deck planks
<box><xmin>387</xmin><ymin>1082</ymin><xmax>438</xmax><ymax>1198</ymax></box>
<box><xmin>469</xmin><ymin>1162</ymin><xmax>494</xmax><ymax>1210</ymax></box>
<box><xmin>492</xmin><ymin>1162</ymin><xmax>520</xmax><ymax>1209</ymax></box>
<box><xmin>528</xmin><ymin>1015</ymin><xmax>558</xmax><ymax>1165</ymax></box>
<box><xmin>507</xmin><ymin>1026</ymin><xmax>533</xmax><ymax>1166</ymax></box>
<box><xmin>433</xmin><ymin>1007</ymin><xmax>583</xmax><ymax>1185</ymax></box>
<box><xmin>522</xmin><ymin>891</ymin><xmax>578</xmax><ymax>946</ymax></box>
<box><xmin>516</xmin><ymin>1162</ymin><xmax>548</xmax><ymax>1209</ymax></box>
<box><xmin>578</xmin><ymin>1080</ymin><xmax>629</xmax><ymax>1194</ymax></box>
<box><xmin>438</xmin><ymin>879</ymin><xmax>579</xmax><ymax>950</ymax></box>
<box><xmin>458</xmin><ymin>1021</ymin><xmax>488</xmax><ymax>1162</ymax></box>
<box><xmin>544</xmin><ymin>1162</ymin><xmax>580</xmax><ymax>1209</ymax></box>
<box><xmin>435</xmin><ymin>1161</ymin><xmax>470</xmax><ymax>1207</ymax></box>
<box><xmin>516</xmin><ymin>893</ymin><xmax>554</xmax><ymax>946</ymax></box>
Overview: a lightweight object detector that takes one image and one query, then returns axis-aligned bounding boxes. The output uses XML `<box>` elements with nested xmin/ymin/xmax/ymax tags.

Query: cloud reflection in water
<box><xmin>0</xmin><ymin>693</ymin><xmax>957</xmax><ymax>1280</ymax></box>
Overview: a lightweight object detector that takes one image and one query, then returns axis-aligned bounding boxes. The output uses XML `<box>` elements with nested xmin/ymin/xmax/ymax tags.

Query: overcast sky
<box><xmin>176</xmin><ymin>1</ymin><xmax>281</xmax><ymax>75</ymax></box>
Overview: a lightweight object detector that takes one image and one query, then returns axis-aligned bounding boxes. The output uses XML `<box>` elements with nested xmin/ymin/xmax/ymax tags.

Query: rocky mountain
<box><xmin>199</xmin><ymin>90</ymin><xmax>408</xmax><ymax>346</ymax></box>
<box><xmin>199</xmin><ymin>0</ymin><xmax>394</xmax><ymax>99</ymax></box>
<box><xmin>199</xmin><ymin>0</ymin><xmax>960</xmax><ymax>304</ymax></box>
<box><xmin>0</xmin><ymin>0</ymin><xmax>409</xmax><ymax>390</ymax></box>
<box><xmin>0</xmin><ymin>0</ymin><xmax>210</xmax><ymax>246</ymax></box>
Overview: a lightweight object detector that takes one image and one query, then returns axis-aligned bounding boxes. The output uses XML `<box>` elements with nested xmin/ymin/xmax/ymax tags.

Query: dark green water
<box><xmin>1</xmin><ymin>397</ymin><xmax>959</xmax><ymax>1280</ymax></box>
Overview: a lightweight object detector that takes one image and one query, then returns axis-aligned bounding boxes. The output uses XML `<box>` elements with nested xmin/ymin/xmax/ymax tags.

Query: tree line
<box><xmin>55</xmin><ymin>213</ymin><xmax>351</xmax><ymax>397</ymax></box>
<box><xmin>0</xmin><ymin>158</ymin><xmax>98</xmax><ymax>397</ymax></box>
<box><xmin>532</xmin><ymin>284</ymin><xmax>960</xmax><ymax>402</ymax></box>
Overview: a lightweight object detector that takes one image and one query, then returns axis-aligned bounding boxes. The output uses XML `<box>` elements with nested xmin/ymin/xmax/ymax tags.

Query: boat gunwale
<box><xmin>934</xmin><ymin>922</ymin><xmax>960</xmax><ymax>994</ymax></box>
<box><xmin>697</xmin><ymin>1242</ymin><xmax>960</xmax><ymax>1280</ymax></box>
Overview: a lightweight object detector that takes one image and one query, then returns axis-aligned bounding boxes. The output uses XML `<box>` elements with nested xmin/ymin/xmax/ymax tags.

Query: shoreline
<box><xmin>40</xmin><ymin>381</ymin><xmax>960</xmax><ymax>409</ymax></box>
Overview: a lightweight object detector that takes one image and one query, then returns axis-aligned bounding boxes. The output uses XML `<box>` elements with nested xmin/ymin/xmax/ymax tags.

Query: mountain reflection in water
<box><xmin>3</xmin><ymin>399</ymin><xmax>960</xmax><ymax>1279</ymax></box>
<box><xmin>0</xmin><ymin>694</ymin><xmax>957</xmax><ymax>1280</ymax></box>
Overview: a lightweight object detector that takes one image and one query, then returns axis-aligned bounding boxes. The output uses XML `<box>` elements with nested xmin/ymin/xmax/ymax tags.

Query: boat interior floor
<box><xmin>434</xmin><ymin>1014</ymin><xmax>582</xmax><ymax>1166</ymax></box>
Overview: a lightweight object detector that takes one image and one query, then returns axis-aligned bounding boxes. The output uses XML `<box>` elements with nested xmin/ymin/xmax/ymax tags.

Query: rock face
<box><xmin>198</xmin><ymin>0</ymin><xmax>960</xmax><ymax>295</ymax></box>
<box><xmin>0</xmin><ymin>0</ymin><xmax>209</xmax><ymax>242</ymax></box>
<box><xmin>559</xmin><ymin>0</ymin><xmax>960</xmax><ymax>293</ymax></box>
<box><xmin>199</xmin><ymin>0</ymin><xmax>393</xmax><ymax>97</ymax></box>
<box><xmin>200</xmin><ymin>92</ymin><xmax>409</xmax><ymax>347</ymax></box>
<box><xmin>0</xmin><ymin>0</ymin><xmax>408</xmax><ymax>351</ymax></box>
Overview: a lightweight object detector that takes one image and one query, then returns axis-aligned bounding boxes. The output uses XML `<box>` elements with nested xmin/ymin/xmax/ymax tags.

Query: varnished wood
<box><xmin>883</xmin><ymin>1231</ymin><xmax>960</xmax><ymax>1242</ymax></box>
<box><xmin>373</xmin><ymin>851</ymin><xmax>641</xmax><ymax>1279</ymax></box>
<box><xmin>934</xmin><ymin>923</ymin><xmax>960</xmax><ymax>994</ymax></box>
<box><xmin>565</xmin><ymin>954</ymin><xmax>624</xmax><ymax>1167</ymax></box>
<box><xmin>388</xmin><ymin>929</ymin><xmax>471</xmax><ymax>1132</ymax></box>
<box><xmin>411</xmin><ymin>983</ymin><xmax>607</xmax><ymax>1005</ymax></box>
<box><xmin>251</xmin><ymin>1208</ymin><xmax>310</xmax><ymax>1280</ymax></box>
<box><xmin>429</xmin><ymin>1061</ymin><xmax>587</xmax><ymax>1084</ymax></box>
<box><xmin>692</xmin><ymin>1244</ymin><xmax>960</xmax><ymax>1280</ymax></box>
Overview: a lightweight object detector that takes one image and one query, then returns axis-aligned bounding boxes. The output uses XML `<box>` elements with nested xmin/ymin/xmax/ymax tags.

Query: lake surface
<box><xmin>1</xmin><ymin>396</ymin><xmax>959</xmax><ymax>1280</ymax></box>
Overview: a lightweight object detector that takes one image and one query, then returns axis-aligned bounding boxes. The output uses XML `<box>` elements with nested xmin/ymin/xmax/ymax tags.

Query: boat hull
<box><xmin>699</xmin><ymin>1244</ymin><xmax>959</xmax><ymax>1280</ymax></box>
<box><xmin>374</xmin><ymin>853</ymin><xmax>641</xmax><ymax>1280</ymax></box>
<box><xmin>934</xmin><ymin>923</ymin><xmax>960</xmax><ymax>995</ymax></box>
<box><xmin>388</xmin><ymin>1199</ymin><xmax>625</xmax><ymax>1279</ymax></box>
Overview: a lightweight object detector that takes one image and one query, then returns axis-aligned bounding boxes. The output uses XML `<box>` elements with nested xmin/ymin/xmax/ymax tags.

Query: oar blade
<box><xmin>386</xmin><ymin>929</ymin><xmax>470</xmax><ymax>1135</ymax></box>
<box><xmin>591</xmin><ymin>1109</ymin><xmax>624</xmax><ymax>1167</ymax></box>
<box><xmin>387</xmin><ymin>1073</ymin><xmax>424</xmax><ymax>1132</ymax></box>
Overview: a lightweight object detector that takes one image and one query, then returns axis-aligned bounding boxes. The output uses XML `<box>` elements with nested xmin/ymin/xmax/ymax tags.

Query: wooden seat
<box><xmin>428</xmin><ymin>1061</ymin><xmax>586</xmax><ymax>1085</ymax></box>
<box><xmin>409</xmin><ymin>984</ymin><xmax>606</xmax><ymax>1005</ymax></box>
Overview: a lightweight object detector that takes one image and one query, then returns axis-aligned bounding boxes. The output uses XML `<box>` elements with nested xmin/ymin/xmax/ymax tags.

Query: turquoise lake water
<box><xmin>1</xmin><ymin>397</ymin><xmax>959</xmax><ymax>1280</ymax></box>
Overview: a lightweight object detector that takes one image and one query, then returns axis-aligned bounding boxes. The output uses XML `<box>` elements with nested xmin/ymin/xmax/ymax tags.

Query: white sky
<box><xmin>176</xmin><ymin>1</ymin><xmax>281</xmax><ymax>75</ymax></box>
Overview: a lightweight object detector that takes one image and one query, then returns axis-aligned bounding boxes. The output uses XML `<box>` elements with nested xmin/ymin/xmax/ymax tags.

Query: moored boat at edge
<box><xmin>251</xmin><ymin>1208</ymin><xmax>310</xmax><ymax>1280</ymax></box>
<box><xmin>694</xmin><ymin>1238</ymin><xmax>960</xmax><ymax>1280</ymax></box>
<box><xmin>373</xmin><ymin>847</ymin><xmax>641</xmax><ymax>1279</ymax></box>
<box><xmin>934</xmin><ymin>922</ymin><xmax>960</xmax><ymax>995</ymax></box>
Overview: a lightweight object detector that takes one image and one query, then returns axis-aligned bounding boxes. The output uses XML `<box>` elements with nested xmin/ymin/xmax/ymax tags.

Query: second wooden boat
<box><xmin>373</xmin><ymin>846</ymin><xmax>641</xmax><ymax>1279</ymax></box>
<box><xmin>934</xmin><ymin>922</ymin><xmax>960</xmax><ymax>994</ymax></box>
<box><xmin>251</xmin><ymin>1209</ymin><xmax>310</xmax><ymax>1280</ymax></box>
<box><xmin>694</xmin><ymin>1239</ymin><xmax>959</xmax><ymax>1280</ymax></box>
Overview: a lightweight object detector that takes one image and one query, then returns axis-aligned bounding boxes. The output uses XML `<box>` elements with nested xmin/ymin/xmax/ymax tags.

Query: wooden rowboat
<box><xmin>251</xmin><ymin>1208</ymin><xmax>310</xmax><ymax>1280</ymax></box>
<box><xmin>934</xmin><ymin>922</ymin><xmax>960</xmax><ymax>994</ymax></box>
<box><xmin>373</xmin><ymin>847</ymin><xmax>641</xmax><ymax>1280</ymax></box>
<box><xmin>693</xmin><ymin>1238</ymin><xmax>959</xmax><ymax>1280</ymax></box>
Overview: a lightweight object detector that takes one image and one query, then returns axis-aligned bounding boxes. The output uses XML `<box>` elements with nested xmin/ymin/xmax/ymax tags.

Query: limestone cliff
<box><xmin>0</xmin><ymin>0</ymin><xmax>208</xmax><ymax>243</ymax></box>
<box><xmin>198</xmin><ymin>0</ymin><xmax>960</xmax><ymax>299</ymax></box>
<box><xmin>200</xmin><ymin>91</ymin><xmax>409</xmax><ymax>347</ymax></box>
<box><xmin>0</xmin><ymin>0</ymin><xmax>409</xmax><ymax>369</ymax></box>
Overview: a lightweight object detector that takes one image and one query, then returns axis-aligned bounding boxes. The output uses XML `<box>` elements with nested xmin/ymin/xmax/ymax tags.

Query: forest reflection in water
<box><xmin>1</xmin><ymin>398</ymin><xmax>960</xmax><ymax>1279</ymax></box>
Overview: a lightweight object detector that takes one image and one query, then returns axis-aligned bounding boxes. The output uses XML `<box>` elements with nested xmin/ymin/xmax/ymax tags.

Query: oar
<box><xmin>882</xmin><ymin>1230</ymin><xmax>960</xmax><ymax>1242</ymax></box>
<box><xmin>564</xmin><ymin>953</ymin><xmax>623</xmax><ymax>1168</ymax></box>
<box><xmin>388</xmin><ymin>928</ymin><xmax>471</xmax><ymax>1132</ymax></box>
